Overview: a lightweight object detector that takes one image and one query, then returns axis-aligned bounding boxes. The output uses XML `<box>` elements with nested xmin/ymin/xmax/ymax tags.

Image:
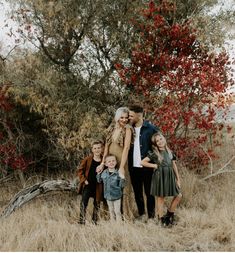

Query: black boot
<box><xmin>158</xmin><ymin>216</ymin><xmax>166</xmax><ymax>227</ymax></box>
<box><xmin>79</xmin><ymin>203</ymin><xmax>86</xmax><ymax>225</ymax></box>
<box><xmin>164</xmin><ymin>210</ymin><xmax>174</xmax><ymax>226</ymax></box>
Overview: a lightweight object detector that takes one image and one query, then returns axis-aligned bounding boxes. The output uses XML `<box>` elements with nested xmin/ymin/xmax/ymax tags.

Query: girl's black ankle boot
<box><xmin>160</xmin><ymin>217</ymin><xmax>165</xmax><ymax>226</ymax></box>
<box><xmin>164</xmin><ymin>210</ymin><xmax>174</xmax><ymax>226</ymax></box>
<box><xmin>158</xmin><ymin>216</ymin><xmax>165</xmax><ymax>226</ymax></box>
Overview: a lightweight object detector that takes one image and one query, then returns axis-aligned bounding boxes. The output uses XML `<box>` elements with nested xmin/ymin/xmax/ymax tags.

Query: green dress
<box><xmin>148</xmin><ymin>150</ymin><xmax>180</xmax><ymax>197</ymax></box>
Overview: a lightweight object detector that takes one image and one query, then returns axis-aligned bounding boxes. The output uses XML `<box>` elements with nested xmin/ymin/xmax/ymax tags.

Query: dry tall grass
<box><xmin>0</xmin><ymin>128</ymin><xmax>235</xmax><ymax>251</ymax></box>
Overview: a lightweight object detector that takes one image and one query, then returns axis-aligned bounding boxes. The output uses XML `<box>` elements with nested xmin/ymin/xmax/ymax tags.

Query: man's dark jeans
<box><xmin>129</xmin><ymin>167</ymin><xmax>155</xmax><ymax>218</ymax></box>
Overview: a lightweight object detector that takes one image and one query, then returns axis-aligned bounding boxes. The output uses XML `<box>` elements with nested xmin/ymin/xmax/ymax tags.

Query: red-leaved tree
<box><xmin>116</xmin><ymin>0</ymin><xmax>234</xmax><ymax>168</ymax></box>
<box><xmin>0</xmin><ymin>84</ymin><xmax>30</xmax><ymax>177</ymax></box>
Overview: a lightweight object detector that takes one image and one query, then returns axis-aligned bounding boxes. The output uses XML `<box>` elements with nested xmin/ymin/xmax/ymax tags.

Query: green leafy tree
<box><xmin>2</xmin><ymin>0</ymin><xmax>234</xmax><ymax>173</ymax></box>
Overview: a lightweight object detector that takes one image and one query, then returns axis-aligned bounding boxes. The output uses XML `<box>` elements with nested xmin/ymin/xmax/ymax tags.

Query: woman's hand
<box><xmin>119</xmin><ymin>167</ymin><xmax>125</xmax><ymax>178</ymax></box>
<box><xmin>85</xmin><ymin>180</ymin><xmax>89</xmax><ymax>185</ymax></box>
<box><xmin>96</xmin><ymin>163</ymin><xmax>104</xmax><ymax>173</ymax></box>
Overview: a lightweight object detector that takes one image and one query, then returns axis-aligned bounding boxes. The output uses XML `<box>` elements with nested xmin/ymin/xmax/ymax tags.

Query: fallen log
<box><xmin>1</xmin><ymin>179</ymin><xmax>78</xmax><ymax>218</ymax></box>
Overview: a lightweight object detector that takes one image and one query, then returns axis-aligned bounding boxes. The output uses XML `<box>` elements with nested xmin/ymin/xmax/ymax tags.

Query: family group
<box><xmin>77</xmin><ymin>105</ymin><xmax>182</xmax><ymax>227</ymax></box>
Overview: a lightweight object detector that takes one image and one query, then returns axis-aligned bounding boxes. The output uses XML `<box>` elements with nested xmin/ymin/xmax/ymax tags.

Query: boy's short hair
<box><xmin>129</xmin><ymin>105</ymin><xmax>144</xmax><ymax>113</ymax></box>
<box><xmin>91</xmin><ymin>139</ymin><xmax>104</xmax><ymax>147</ymax></box>
<box><xmin>105</xmin><ymin>154</ymin><xmax>117</xmax><ymax>161</ymax></box>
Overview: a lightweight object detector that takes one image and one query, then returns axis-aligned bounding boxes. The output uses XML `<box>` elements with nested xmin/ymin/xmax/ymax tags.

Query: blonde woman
<box><xmin>141</xmin><ymin>132</ymin><xmax>182</xmax><ymax>226</ymax></box>
<box><xmin>97</xmin><ymin>107</ymin><xmax>134</xmax><ymax>218</ymax></box>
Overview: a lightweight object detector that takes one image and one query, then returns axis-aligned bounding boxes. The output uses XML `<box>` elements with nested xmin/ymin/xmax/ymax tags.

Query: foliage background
<box><xmin>0</xmin><ymin>1</ymin><xmax>235</xmax><ymax>251</ymax></box>
<box><xmin>1</xmin><ymin>0</ymin><xmax>234</xmax><ymax>177</ymax></box>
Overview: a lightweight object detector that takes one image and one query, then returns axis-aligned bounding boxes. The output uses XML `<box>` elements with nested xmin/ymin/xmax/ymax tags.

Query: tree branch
<box><xmin>1</xmin><ymin>179</ymin><xmax>78</xmax><ymax>218</ymax></box>
<box><xmin>201</xmin><ymin>138</ymin><xmax>235</xmax><ymax>181</ymax></box>
<box><xmin>201</xmin><ymin>164</ymin><xmax>235</xmax><ymax>181</ymax></box>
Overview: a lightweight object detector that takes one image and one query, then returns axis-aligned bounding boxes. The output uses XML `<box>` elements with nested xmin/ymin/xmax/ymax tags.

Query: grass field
<box><xmin>0</xmin><ymin>126</ymin><xmax>234</xmax><ymax>251</ymax></box>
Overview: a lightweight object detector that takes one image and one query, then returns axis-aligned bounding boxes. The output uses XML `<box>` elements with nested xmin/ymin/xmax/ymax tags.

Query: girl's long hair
<box><xmin>151</xmin><ymin>132</ymin><xmax>173</xmax><ymax>163</ymax></box>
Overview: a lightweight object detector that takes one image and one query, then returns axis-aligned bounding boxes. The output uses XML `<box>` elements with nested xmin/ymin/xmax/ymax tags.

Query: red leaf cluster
<box><xmin>116</xmin><ymin>1</ymin><xmax>234</xmax><ymax>168</ymax></box>
<box><xmin>0</xmin><ymin>85</ymin><xmax>30</xmax><ymax>173</ymax></box>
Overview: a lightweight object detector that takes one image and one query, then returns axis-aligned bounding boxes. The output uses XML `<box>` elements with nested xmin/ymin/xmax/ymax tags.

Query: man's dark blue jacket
<box><xmin>128</xmin><ymin>120</ymin><xmax>160</xmax><ymax>169</ymax></box>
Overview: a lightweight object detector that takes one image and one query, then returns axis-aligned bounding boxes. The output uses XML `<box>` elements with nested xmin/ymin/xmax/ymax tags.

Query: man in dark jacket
<box><xmin>128</xmin><ymin>105</ymin><xmax>160</xmax><ymax>221</ymax></box>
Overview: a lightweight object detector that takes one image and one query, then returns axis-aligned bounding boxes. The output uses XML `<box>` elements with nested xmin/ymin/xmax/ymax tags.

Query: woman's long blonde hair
<box><xmin>151</xmin><ymin>132</ymin><xmax>173</xmax><ymax>163</ymax></box>
<box><xmin>114</xmin><ymin>107</ymin><xmax>129</xmax><ymax>123</ymax></box>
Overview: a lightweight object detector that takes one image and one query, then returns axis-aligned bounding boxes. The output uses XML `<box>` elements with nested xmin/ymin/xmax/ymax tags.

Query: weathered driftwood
<box><xmin>1</xmin><ymin>179</ymin><xmax>78</xmax><ymax>218</ymax></box>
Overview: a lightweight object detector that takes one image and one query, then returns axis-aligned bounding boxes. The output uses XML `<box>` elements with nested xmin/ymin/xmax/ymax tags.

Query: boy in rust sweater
<box><xmin>77</xmin><ymin>140</ymin><xmax>104</xmax><ymax>224</ymax></box>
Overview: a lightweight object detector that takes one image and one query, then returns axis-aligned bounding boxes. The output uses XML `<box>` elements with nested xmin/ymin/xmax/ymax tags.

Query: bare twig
<box><xmin>0</xmin><ymin>175</ymin><xmax>14</xmax><ymax>184</ymax></box>
<box><xmin>201</xmin><ymin>160</ymin><xmax>235</xmax><ymax>181</ymax></box>
<box><xmin>0</xmin><ymin>45</ymin><xmax>18</xmax><ymax>62</ymax></box>
<box><xmin>202</xmin><ymin>155</ymin><xmax>235</xmax><ymax>180</ymax></box>
<box><xmin>200</xmin><ymin>144</ymin><xmax>213</xmax><ymax>175</ymax></box>
<box><xmin>201</xmin><ymin>138</ymin><xmax>235</xmax><ymax>181</ymax></box>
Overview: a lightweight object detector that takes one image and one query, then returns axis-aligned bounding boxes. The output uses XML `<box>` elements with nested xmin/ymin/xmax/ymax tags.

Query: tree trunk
<box><xmin>1</xmin><ymin>179</ymin><xmax>78</xmax><ymax>218</ymax></box>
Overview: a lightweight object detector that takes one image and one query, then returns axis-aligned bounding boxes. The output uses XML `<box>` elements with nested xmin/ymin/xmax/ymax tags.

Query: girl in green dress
<box><xmin>141</xmin><ymin>132</ymin><xmax>182</xmax><ymax>226</ymax></box>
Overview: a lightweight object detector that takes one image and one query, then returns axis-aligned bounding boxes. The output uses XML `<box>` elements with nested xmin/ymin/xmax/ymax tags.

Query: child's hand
<box><xmin>85</xmin><ymin>180</ymin><xmax>89</xmax><ymax>185</ymax></box>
